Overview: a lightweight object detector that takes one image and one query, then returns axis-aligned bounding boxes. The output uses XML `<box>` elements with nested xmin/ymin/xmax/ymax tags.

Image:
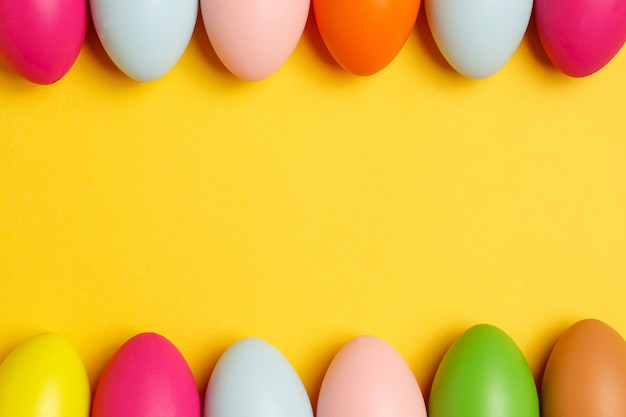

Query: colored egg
<box><xmin>313</xmin><ymin>0</ymin><xmax>420</xmax><ymax>76</ymax></box>
<box><xmin>317</xmin><ymin>335</ymin><xmax>427</xmax><ymax>417</ymax></box>
<box><xmin>0</xmin><ymin>333</ymin><xmax>90</xmax><ymax>417</ymax></box>
<box><xmin>205</xmin><ymin>337</ymin><xmax>313</xmax><ymax>417</ymax></box>
<box><xmin>534</xmin><ymin>0</ymin><xmax>626</xmax><ymax>77</ymax></box>
<box><xmin>92</xmin><ymin>332</ymin><xmax>200</xmax><ymax>417</ymax></box>
<box><xmin>0</xmin><ymin>0</ymin><xmax>86</xmax><ymax>84</ymax></box>
<box><xmin>542</xmin><ymin>319</ymin><xmax>626</xmax><ymax>417</ymax></box>
<box><xmin>201</xmin><ymin>0</ymin><xmax>309</xmax><ymax>81</ymax></box>
<box><xmin>90</xmin><ymin>0</ymin><xmax>198</xmax><ymax>81</ymax></box>
<box><xmin>425</xmin><ymin>0</ymin><xmax>532</xmax><ymax>79</ymax></box>
<box><xmin>429</xmin><ymin>324</ymin><xmax>539</xmax><ymax>417</ymax></box>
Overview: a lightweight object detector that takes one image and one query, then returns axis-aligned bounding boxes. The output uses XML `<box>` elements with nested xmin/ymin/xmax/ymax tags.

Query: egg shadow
<box><xmin>0</xmin><ymin>59</ymin><xmax>38</xmax><ymax>92</ymax></box>
<box><xmin>416</xmin><ymin>332</ymin><xmax>458</xmax><ymax>406</ymax></box>
<box><xmin>300</xmin><ymin>7</ymin><xmax>343</xmax><ymax>73</ymax></box>
<box><xmin>86</xmin><ymin>336</ymin><xmax>131</xmax><ymax>394</ymax></box>
<box><xmin>192</xmin><ymin>337</ymin><xmax>240</xmax><ymax>407</ymax></box>
<box><xmin>0</xmin><ymin>58</ymin><xmax>20</xmax><ymax>82</ymax></box>
<box><xmin>0</xmin><ymin>346</ymin><xmax>12</xmax><ymax>365</ymax></box>
<box><xmin>0</xmin><ymin>328</ymin><xmax>61</xmax><ymax>366</ymax></box>
<box><xmin>532</xmin><ymin>325</ymin><xmax>565</xmax><ymax>399</ymax></box>
<box><xmin>523</xmin><ymin>12</ymin><xmax>559</xmax><ymax>73</ymax></box>
<box><xmin>412</xmin><ymin>3</ymin><xmax>458</xmax><ymax>77</ymax></box>
<box><xmin>83</xmin><ymin>8</ymin><xmax>136</xmax><ymax>83</ymax></box>
<box><xmin>307</xmin><ymin>338</ymin><xmax>347</xmax><ymax>412</ymax></box>
<box><xmin>190</xmin><ymin>12</ymin><xmax>237</xmax><ymax>80</ymax></box>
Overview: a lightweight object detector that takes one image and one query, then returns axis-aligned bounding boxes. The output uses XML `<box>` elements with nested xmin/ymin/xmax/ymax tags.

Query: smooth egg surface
<box><xmin>425</xmin><ymin>0</ymin><xmax>532</xmax><ymax>78</ymax></box>
<box><xmin>0</xmin><ymin>333</ymin><xmax>90</xmax><ymax>417</ymax></box>
<box><xmin>0</xmin><ymin>0</ymin><xmax>86</xmax><ymax>84</ymax></box>
<box><xmin>201</xmin><ymin>0</ymin><xmax>310</xmax><ymax>81</ymax></box>
<box><xmin>313</xmin><ymin>0</ymin><xmax>420</xmax><ymax>76</ymax></box>
<box><xmin>90</xmin><ymin>0</ymin><xmax>198</xmax><ymax>81</ymax></box>
<box><xmin>541</xmin><ymin>319</ymin><xmax>626</xmax><ymax>417</ymax></box>
<box><xmin>92</xmin><ymin>332</ymin><xmax>201</xmax><ymax>417</ymax></box>
<box><xmin>317</xmin><ymin>335</ymin><xmax>427</xmax><ymax>417</ymax></box>
<box><xmin>205</xmin><ymin>337</ymin><xmax>313</xmax><ymax>417</ymax></box>
<box><xmin>534</xmin><ymin>0</ymin><xmax>626</xmax><ymax>77</ymax></box>
<box><xmin>429</xmin><ymin>324</ymin><xmax>539</xmax><ymax>417</ymax></box>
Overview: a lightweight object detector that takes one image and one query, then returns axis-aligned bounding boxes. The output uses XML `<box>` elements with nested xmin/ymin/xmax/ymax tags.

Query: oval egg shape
<box><xmin>317</xmin><ymin>335</ymin><xmax>427</xmax><ymax>417</ymax></box>
<box><xmin>205</xmin><ymin>337</ymin><xmax>313</xmax><ymax>417</ymax></box>
<box><xmin>201</xmin><ymin>0</ymin><xmax>310</xmax><ymax>81</ymax></box>
<box><xmin>425</xmin><ymin>0</ymin><xmax>532</xmax><ymax>78</ymax></box>
<box><xmin>542</xmin><ymin>319</ymin><xmax>626</xmax><ymax>417</ymax></box>
<box><xmin>0</xmin><ymin>333</ymin><xmax>90</xmax><ymax>417</ymax></box>
<box><xmin>534</xmin><ymin>0</ymin><xmax>626</xmax><ymax>77</ymax></box>
<box><xmin>92</xmin><ymin>332</ymin><xmax>201</xmax><ymax>417</ymax></box>
<box><xmin>313</xmin><ymin>0</ymin><xmax>420</xmax><ymax>76</ymax></box>
<box><xmin>90</xmin><ymin>0</ymin><xmax>198</xmax><ymax>81</ymax></box>
<box><xmin>0</xmin><ymin>0</ymin><xmax>86</xmax><ymax>84</ymax></box>
<box><xmin>429</xmin><ymin>324</ymin><xmax>539</xmax><ymax>417</ymax></box>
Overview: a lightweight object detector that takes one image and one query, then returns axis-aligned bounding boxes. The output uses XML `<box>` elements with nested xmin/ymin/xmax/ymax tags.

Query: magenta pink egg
<box><xmin>92</xmin><ymin>333</ymin><xmax>201</xmax><ymax>417</ymax></box>
<box><xmin>0</xmin><ymin>0</ymin><xmax>86</xmax><ymax>84</ymax></box>
<box><xmin>535</xmin><ymin>0</ymin><xmax>626</xmax><ymax>77</ymax></box>
<box><xmin>317</xmin><ymin>335</ymin><xmax>427</xmax><ymax>417</ymax></box>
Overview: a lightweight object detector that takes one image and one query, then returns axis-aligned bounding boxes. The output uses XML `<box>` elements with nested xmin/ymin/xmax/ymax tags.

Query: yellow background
<box><xmin>1</xmin><ymin>6</ymin><xmax>626</xmax><ymax>405</ymax></box>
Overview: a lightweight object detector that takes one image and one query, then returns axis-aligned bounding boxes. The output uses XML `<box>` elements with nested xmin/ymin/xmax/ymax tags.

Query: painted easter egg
<box><xmin>0</xmin><ymin>0</ymin><xmax>86</xmax><ymax>84</ymax></box>
<box><xmin>201</xmin><ymin>0</ymin><xmax>310</xmax><ymax>81</ymax></box>
<box><xmin>205</xmin><ymin>337</ymin><xmax>313</xmax><ymax>417</ymax></box>
<box><xmin>92</xmin><ymin>332</ymin><xmax>201</xmax><ymax>417</ymax></box>
<box><xmin>0</xmin><ymin>333</ymin><xmax>90</xmax><ymax>417</ymax></box>
<box><xmin>313</xmin><ymin>0</ymin><xmax>420</xmax><ymax>76</ymax></box>
<box><xmin>542</xmin><ymin>319</ymin><xmax>626</xmax><ymax>417</ymax></box>
<box><xmin>534</xmin><ymin>0</ymin><xmax>626</xmax><ymax>77</ymax></box>
<box><xmin>317</xmin><ymin>335</ymin><xmax>427</xmax><ymax>417</ymax></box>
<box><xmin>429</xmin><ymin>324</ymin><xmax>539</xmax><ymax>417</ymax></box>
<box><xmin>425</xmin><ymin>0</ymin><xmax>532</xmax><ymax>78</ymax></box>
<box><xmin>90</xmin><ymin>0</ymin><xmax>198</xmax><ymax>81</ymax></box>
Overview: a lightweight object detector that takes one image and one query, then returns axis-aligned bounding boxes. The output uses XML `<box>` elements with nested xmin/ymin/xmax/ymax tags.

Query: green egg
<box><xmin>429</xmin><ymin>324</ymin><xmax>539</xmax><ymax>417</ymax></box>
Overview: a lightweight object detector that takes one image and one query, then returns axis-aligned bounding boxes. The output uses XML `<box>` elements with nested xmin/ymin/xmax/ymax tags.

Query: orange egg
<box><xmin>313</xmin><ymin>0</ymin><xmax>420</xmax><ymax>76</ymax></box>
<box><xmin>542</xmin><ymin>319</ymin><xmax>626</xmax><ymax>417</ymax></box>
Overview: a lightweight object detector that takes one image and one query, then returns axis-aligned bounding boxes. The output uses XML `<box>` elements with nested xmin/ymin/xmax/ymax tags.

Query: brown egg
<box><xmin>542</xmin><ymin>319</ymin><xmax>626</xmax><ymax>417</ymax></box>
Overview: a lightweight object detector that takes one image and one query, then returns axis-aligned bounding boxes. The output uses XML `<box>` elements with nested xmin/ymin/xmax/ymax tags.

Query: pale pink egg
<box><xmin>317</xmin><ymin>335</ymin><xmax>427</xmax><ymax>417</ymax></box>
<box><xmin>201</xmin><ymin>0</ymin><xmax>310</xmax><ymax>81</ymax></box>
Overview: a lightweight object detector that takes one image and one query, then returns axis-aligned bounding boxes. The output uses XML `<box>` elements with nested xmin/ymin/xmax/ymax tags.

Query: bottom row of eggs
<box><xmin>0</xmin><ymin>319</ymin><xmax>625</xmax><ymax>417</ymax></box>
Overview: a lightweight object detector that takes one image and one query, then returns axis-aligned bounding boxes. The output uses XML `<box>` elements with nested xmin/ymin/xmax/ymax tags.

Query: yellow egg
<box><xmin>0</xmin><ymin>333</ymin><xmax>90</xmax><ymax>417</ymax></box>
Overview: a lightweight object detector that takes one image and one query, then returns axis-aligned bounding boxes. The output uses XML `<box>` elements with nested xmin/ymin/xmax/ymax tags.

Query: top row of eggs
<box><xmin>0</xmin><ymin>0</ymin><xmax>625</xmax><ymax>84</ymax></box>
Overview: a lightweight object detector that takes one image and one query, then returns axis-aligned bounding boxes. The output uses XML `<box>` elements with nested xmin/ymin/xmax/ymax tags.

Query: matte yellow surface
<box><xmin>2</xmin><ymin>8</ymin><xmax>626</xmax><ymax>403</ymax></box>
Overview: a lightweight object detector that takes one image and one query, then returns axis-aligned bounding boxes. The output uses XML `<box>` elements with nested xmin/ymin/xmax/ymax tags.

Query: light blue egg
<box><xmin>205</xmin><ymin>338</ymin><xmax>313</xmax><ymax>417</ymax></box>
<box><xmin>425</xmin><ymin>0</ymin><xmax>533</xmax><ymax>79</ymax></box>
<box><xmin>90</xmin><ymin>0</ymin><xmax>198</xmax><ymax>81</ymax></box>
